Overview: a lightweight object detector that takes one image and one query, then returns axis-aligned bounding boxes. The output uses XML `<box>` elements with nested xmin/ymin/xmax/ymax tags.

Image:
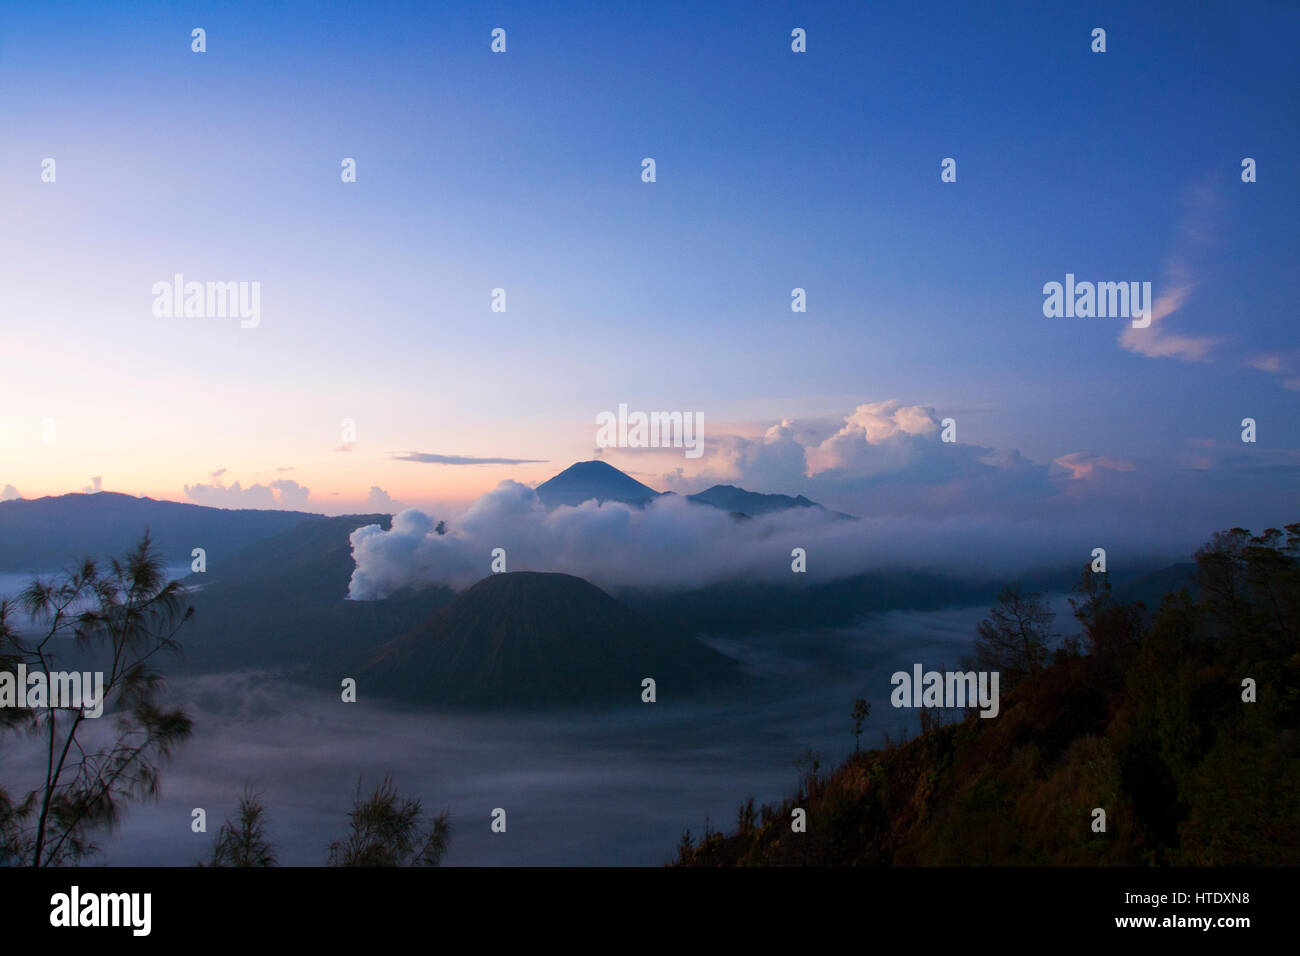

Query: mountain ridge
<box><xmin>534</xmin><ymin>460</ymin><xmax>847</xmax><ymax>518</ymax></box>
<box><xmin>0</xmin><ymin>491</ymin><xmax>322</xmax><ymax>572</ymax></box>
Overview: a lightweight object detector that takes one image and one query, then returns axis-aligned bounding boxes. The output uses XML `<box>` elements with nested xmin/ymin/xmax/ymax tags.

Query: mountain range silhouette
<box><xmin>534</xmin><ymin>459</ymin><xmax>843</xmax><ymax>517</ymax></box>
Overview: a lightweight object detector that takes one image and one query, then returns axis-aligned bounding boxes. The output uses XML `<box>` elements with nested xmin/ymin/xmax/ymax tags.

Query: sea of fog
<box><xmin>0</xmin><ymin>596</ymin><xmax>1066</xmax><ymax>867</ymax></box>
<box><xmin>0</xmin><ymin>566</ymin><xmax>193</xmax><ymax>632</ymax></box>
<box><xmin>2</xmin><ymin>583</ymin><xmax>1078</xmax><ymax>866</ymax></box>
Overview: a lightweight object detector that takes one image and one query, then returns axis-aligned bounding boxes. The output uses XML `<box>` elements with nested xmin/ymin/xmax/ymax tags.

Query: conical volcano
<box><xmin>533</xmin><ymin>460</ymin><xmax>662</xmax><ymax>509</ymax></box>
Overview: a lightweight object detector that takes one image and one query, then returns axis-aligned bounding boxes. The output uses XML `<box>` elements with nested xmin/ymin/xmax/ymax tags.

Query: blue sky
<box><xmin>0</xmin><ymin>0</ymin><xmax>1296</xmax><ymax>544</ymax></box>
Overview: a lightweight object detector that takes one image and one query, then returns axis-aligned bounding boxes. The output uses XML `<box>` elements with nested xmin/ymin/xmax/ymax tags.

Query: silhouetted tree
<box><xmin>201</xmin><ymin>787</ymin><xmax>277</xmax><ymax>867</ymax></box>
<box><xmin>793</xmin><ymin>748</ymin><xmax>821</xmax><ymax>799</ymax></box>
<box><xmin>327</xmin><ymin>776</ymin><xmax>450</xmax><ymax>866</ymax></box>
<box><xmin>851</xmin><ymin>698</ymin><xmax>870</xmax><ymax>752</ymax></box>
<box><xmin>675</xmin><ymin>828</ymin><xmax>694</xmax><ymax>863</ymax></box>
<box><xmin>973</xmin><ymin>585</ymin><xmax>1055</xmax><ymax>688</ymax></box>
<box><xmin>0</xmin><ymin>533</ymin><xmax>194</xmax><ymax>866</ymax></box>
<box><xmin>1069</xmin><ymin>565</ymin><xmax>1142</xmax><ymax>675</ymax></box>
<box><xmin>1195</xmin><ymin>524</ymin><xmax>1300</xmax><ymax>656</ymax></box>
<box><xmin>736</xmin><ymin>796</ymin><xmax>757</xmax><ymax>836</ymax></box>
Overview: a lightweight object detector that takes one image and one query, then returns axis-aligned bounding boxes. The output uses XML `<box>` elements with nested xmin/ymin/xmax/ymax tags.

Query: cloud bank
<box><xmin>184</xmin><ymin>470</ymin><xmax>312</xmax><ymax>510</ymax></box>
<box><xmin>364</xmin><ymin>485</ymin><xmax>406</xmax><ymax>512</ymax></box>
<box><xmin>348</xmin><ymin>401</ymin><xmax>1296</xmax><ymax>599</ymax></box>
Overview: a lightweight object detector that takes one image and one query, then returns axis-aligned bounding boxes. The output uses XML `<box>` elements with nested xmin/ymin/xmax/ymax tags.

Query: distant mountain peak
<box><xmin>534</xmin><ymin>460</ymin><xmax>662</xmax><ymax>509</ymax></box>
<box><xmin>686</xmin><ymin>484</ymin><xmax>826</xmax><ymax>517</ymax></box>
<box><xmin>531</xmin><ymin>461</ymin><xmax>851</xmax><ymax>519</ymax></box>
<box><xmin>552</xmin><ymin>460</ymin><xmax>628</xmax><ymax>478</ymax></box>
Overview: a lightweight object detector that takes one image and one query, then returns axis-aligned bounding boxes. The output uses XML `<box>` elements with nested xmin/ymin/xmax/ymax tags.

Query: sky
<box><xmin>1</xmin><ymin>1</ymin><xmax>1296</xmax><ymax>544</ymax></box>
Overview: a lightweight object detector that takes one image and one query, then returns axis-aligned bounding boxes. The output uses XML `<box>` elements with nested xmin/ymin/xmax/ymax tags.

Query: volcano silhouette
<box><xmin>534</xmin><ymin>460</ymin><xmax>662</xmax><ymax>509</ymax></box>
<box><xmin>361</xmin><ymin>571</ymin><xmax>739</xmax><ymax>708</ymax></box>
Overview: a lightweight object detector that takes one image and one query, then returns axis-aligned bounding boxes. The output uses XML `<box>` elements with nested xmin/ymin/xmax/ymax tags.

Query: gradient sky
<box><xmin>1</xmin><ymin>0</ymin><xmax>1297</xmax><ymax>526</ymax></box>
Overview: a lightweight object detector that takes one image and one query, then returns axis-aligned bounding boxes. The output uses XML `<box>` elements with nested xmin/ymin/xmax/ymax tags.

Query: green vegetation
<box><xmin>202</xmin><ymin>776</ymin><xmax>451</xmax><ymax>867</ymax></box>
<box><xmin>200</xmin><ymin>786</ymin><xmax>277</xmax><ymax>867</ymax></box>
<box><xmin>852</xmin><ymin>699</ymin><xmax>871</xmax><ymax>753</ymax></box>
<box><xmin>675</xmin><ymin>524</ymin><xmax>1300</xmax><ymax>866</ymax></box>
<box><xmin>326</xmin><ymin>776</ymin><xmax>451</xmax><ymax>867</ymax></box>
<box><xmin>0</xmin><ymin>535</ymin><xmax>194</xmax><ymax>866</ymax></box>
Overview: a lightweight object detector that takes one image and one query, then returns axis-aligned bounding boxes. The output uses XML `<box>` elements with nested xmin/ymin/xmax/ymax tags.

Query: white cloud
<box><xmin>346</xmin><ymin>396</ymin><xmax>1297</xmax><ymax>600</ymax></box>
<box><xmin>364</xmin><ymin>486</ymin><xmax>407</xmax><ymax>513</ymax></box>
<box><xmin>808</xmin><ymin>399</ymin><xmax>940</xmax><ymax>476</ymax></box>
<box><xmin>649</xmin><ymin>401</ymin><xmax>1056</xmax><ymax>517</ymax></box>
<box><xmin>1117</xmin><ymin>183</ymin><xmax>1221</xmax><ymax>362</ymax></box>
<box><xmin>184</xmin><ymin>473</ymin><xmax>311</xmax><ymax>510</ymax></box>
<box><xmin>344</xmin><ymin>477</ymin><xmax>1162</xmax><ymax>601</ymax></box>
<box><xmin>696</xmin><ymin>418</ymin><xmax>811</xmax><ymax>487</ymax></box>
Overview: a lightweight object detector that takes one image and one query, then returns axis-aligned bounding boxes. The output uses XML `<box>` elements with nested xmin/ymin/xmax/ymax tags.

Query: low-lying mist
<box><xmin>68</xmin><ymin>601</ymin><xmax>1017</xmax><ymax>866</ymax></box>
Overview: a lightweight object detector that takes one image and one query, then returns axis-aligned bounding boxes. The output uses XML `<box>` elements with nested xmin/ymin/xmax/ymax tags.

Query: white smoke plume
<box><xmin>346</xmin><ymin>480</ymin><xmax>1192</xmax><ymax>600</ymax></box>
